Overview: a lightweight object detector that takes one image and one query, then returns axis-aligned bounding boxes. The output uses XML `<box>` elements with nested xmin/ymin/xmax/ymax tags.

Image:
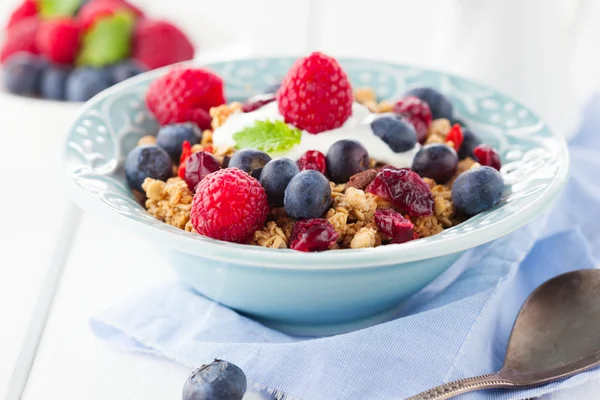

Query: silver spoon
<box><xmin>407</xmin><ymin>269</ymin><xmax>600</xmax><ymax>400</ymax></box>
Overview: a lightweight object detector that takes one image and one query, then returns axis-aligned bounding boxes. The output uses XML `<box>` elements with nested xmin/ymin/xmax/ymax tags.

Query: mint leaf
<box><xmin>76</xmin><ymin>12</ymin><xmax>135</xmax><ymax>67</ymax></box>
<box><xmin>39</xmin><ymin>0</ymin><xmax>81</xmax><ymax>18</ymax></box>
<box><xmin>233</xmin><ymin>120</ymin><xmax>302</xmax><ymax>153</ymax></box>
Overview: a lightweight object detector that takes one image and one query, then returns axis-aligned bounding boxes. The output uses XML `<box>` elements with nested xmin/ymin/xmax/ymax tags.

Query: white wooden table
<box><xmin>1</xmin><ymin>0</ymin><xmax>599</xmax><ymax>398</ymax></box>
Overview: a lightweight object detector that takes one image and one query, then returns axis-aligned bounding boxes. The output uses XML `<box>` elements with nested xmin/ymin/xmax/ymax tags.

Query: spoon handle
<box><xmin>406</xmin><ymin>373</ymin><xmax>515</xmax><ymax>400</ymax></box>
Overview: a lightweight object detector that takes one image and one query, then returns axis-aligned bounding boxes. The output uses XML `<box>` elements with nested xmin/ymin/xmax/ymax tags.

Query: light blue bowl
<box><xmin>63</xmin><ymin>57</ymin><xmax>569</xmax><ymax>336</ymax></box>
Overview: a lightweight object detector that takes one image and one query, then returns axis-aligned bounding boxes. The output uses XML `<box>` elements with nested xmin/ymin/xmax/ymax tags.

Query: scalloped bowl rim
<box><xmin>63</xmin><ymin>56</ymin><xmax>570</xmax><ymax>270</ymax></box>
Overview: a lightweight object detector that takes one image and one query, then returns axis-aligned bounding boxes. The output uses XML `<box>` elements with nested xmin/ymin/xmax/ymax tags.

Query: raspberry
<box><xmin>374</xmin><ymin>209</ymin><xmax>414</xmax><ymax>244</ymax></box>
<box><xmin>473</xmin><ymin>144</ymin><xmax>501</xmax><ymax>171</ymax></box>
<box><xmin>36</xmin><ymin>18</ymin><xmax>81</xmax><ymax>64</ymax></box>
<box><xmin>277</xmin><ymin>52</ymin><xmax>353</xmax><ymax>134</ymax></box>
<box><xmin>445</xmin><ymin>123</ymin><xmax>463</xmax><ymax>151</ymax></box>
<box><xmin>296</xmin><ymin>150</ymin><xmax>326</xmax><ymax>174</ymax></box>
<box><xmin>78</xmin><ymin>0</ymin><xmax>143</xmax><ymax>30</ymax></box>
<box><xmin>132</xmin><ymin>19</ymin><xmax>194</xmax><ymax>70</ymax></box>
<box><xmin>190</xmin><ymin>168</ymin><xmax>269</xmax><ymax>243</ymax></box>
<box><xmin>6</xmin><ymin>0</ymin><xmax>37</xmax><ymax>30</ymax></box>
<box><xmin>290</xmin><ymin>219</ymin><xmax>339</xmax><ymax>252</ymax></box>
<box><xmin>178</xmin><ymin>140</ymin><xmax>193</xmax><ymax>179</ymax></box>
<box><xmin>241</xmin><ymin>94</ymin><xmax>276</xmax><ymax>113</ymax></box>
<box><xmin>366</xmin><ymin>166</ymin><xmax>433</xmax><ymax>216</ymax></box>
<box><xmin>393</xmin><ymin>96</ymin><xmax>432</xmax><ymax>143</ymax></box>
<box><xmin>1</xmin><ymin>17</ymin><xmax>40</xmax><ymax>63</ymax></box>
<box><xmin>146</xmin><ymin>67</ymin><xmax>225</xmax><ymax>128</ymax></box>
<box><xmin>183</xmin><ymin>151</ymin><xmax>221</xmax><ymax>192</ymax></box>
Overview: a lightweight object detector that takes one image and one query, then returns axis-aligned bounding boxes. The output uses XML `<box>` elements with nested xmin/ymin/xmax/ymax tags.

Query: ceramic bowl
<box><xmin>63</xmin><ymin>57</ymin><xmax>569</xmax><ymax>336</ymax></box>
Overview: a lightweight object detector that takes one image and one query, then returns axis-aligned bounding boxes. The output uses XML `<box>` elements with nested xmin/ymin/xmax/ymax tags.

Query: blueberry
<box><xmin>110</xmin><ymin>59</ymin><xmax>146</xmax><ymax>84</ymax></box>
<box><xmin>370</xmin><ymin>113</ymin><xmax>417</xmax><ymax>152</ymax></box>
<box><xmin>284</xmin><ymin>170</ymin><xmax>331</xmax><ymax>219</ymax></box>
<box><xmin>125</xmin><ymin>145</ymin><xmax>173</xmax><ymax>192</ymax></box>
<box><xmin>65</xmin><ymin>67</ymin><xmax>112</xmax><ymax>102</ymax></box>
<box><xmin>458</xmin><ymin>128</ymin><xmax>482</xmax><ymax>160</ymax></box>
<box><xmin>259</xmin><ymin>158</ymin><xmax>299</xmax><ymax>206</ymax></box>
<box><xmin>452</xmin><ymin>166</ymin><xmax>504</xmax><ymax>215</ymax></box>
<box><xmin>156</xmin><ymin>124</ymin><xmax>201</xmax><ymax>162</ymax></box>
<box><xmin>182</xmin><ymin>360</ymin><xmax>247</xmax><ymax>400</ymax></box>
<box><xmin>228</xmin><ymin>149</ymin><xmax>271</xmax><ymax>178</ymax></box>
<box><xmin>326</xmin><ymin>139</ymin><xmax>369</xmax><ymax>183</ymax></box>
<box><xmin>404</xmin><ymin>87</ymin><xmax>453</xmax><ymax>120</ymax></box>
<box><xmin>412</xmin><ymin>143</ymin><xmax>459</xmax><ymax>183</ymax></box>
<box><xmin>2</xmin><ymin>53</ymin><xmax>44</xmax><ymax>96</ymax></box>
<box><xmin>40</xmin><ymin>64</ymin><xmax>71</xmax><ymax>100</ymax></box>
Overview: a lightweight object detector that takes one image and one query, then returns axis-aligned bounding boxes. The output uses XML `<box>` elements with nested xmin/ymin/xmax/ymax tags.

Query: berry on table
<box><xmin>132</xmin><ymin>19</ymin><xmax>194</xmax><ymax>70</ymax></box>
<box><xmin>374</xmin><ymin>208</ymin><xmax>415</xmax><ymax>244</ymax></box>
<box><xmin>284</xmin><ymin>170</ymin><xmax>331</xmax><ymax>219</ymax></box>
<box><xmin>445</xmin><ymin>123</ymin><xmax>463</xmax><ymax>151</ymax></box>
<box><xmin>183</xmin><ymin>151</ymin><xmax>221</xmax><ymax>192</ymax></box>
<box><xmin>404</xmin><ymin>87</ymin><xmax>453</xmax><ymax>120</ymax></box>
<box><xmin>65</xmin><ymin>67</ymin><xmax>112</xmax><ymax>101</ymax></box>
<box><xmin>156</xmin><ymin>123</ymin><xmax>200</xmax><ymax>162</ymax></box>
<box><xmin>290</xmin><ymin>219</ymin><xmax>339</xmax><ymax>252</ymax></box>
<box><xmin>277</xmin><ymin>51</ymin><xmax>353</xmax><ymax>134</ymax></box>
<box><xmin>182</xmin><ymin>359</ymin><xmax>247</xmax><ymax>400</ymax></box>
<box><xmin>473</xmin><ymin>144</ymin><xmax>502</xmax><ymax>171</ymax></box>
<box><xmin>6</xmin><ymin>0</ymin><xmax>38</xmax><ymax>30</ymax></box>
<box><xmin>228</xmin><ymin>149</ymin><xmax>271</xmax><ymax>179</ymax></box>
<box><xmin>2</xmin><ymin>53</ymin><xmax>44</xmax><ymax>95</ymax></box>
<box><xmin>458</xmin><ymin>128</ymin><xmax>481</xmax><ymax>160</ymax></box>
<box><xmin>36</xmin><ymin>18</ymin><xmax>81</xmax><ymax>64</ymax></box>
<box><xmin>296</xmin><ymin>150</ymin><xmax>327</xmax><ymax>174</ymax></box>
<box><xmin>392</xmin><ymin>96</ymin><xmax>432</xmax><ymax>143</ymax></box>
<box><xmin>40</xmin><ymin>64</ymin><xmax>71</xmax><ymax>100</ymax></box>
<box><xmin>124</xmin><ymin>145</ymin><xmax>172</xmax><ymax>192</ymax></box>
<box><xmin>241</xmin><ymin>93</ymin><xmax>276</xmax><ymax>113</ymax></box>
<box><xmin>326</xmin><ymin>139</ymin><xmax>369</xmax><ymax>183</ymax></box>
<box><xmin>366</xmin><ymin>166</ymin><xmax>434</xmax><ymax>216</ymax></box>
<box><xmin>191</xmin><ymin>168</ymin><xmax>269</xmax><ymax>243</ymax></box>
<box><xmin>259</xmin><ymin>158</ymin><xmax>299</xmax><ymax>207</ymax></box>
<box><xmin>452</xmin><ymin>166</ymin><xmax>504</xmax><ymax>215</ymax></box>
<box><xmin>1</xmin><ymin>17</ymin><xmax>40</xmax><ymax>63</ymax></box>
<box><xmin>110</xmin><ymin>59</ymin><xmax>146</xmax><ymax>84</ymax></box>
<box><xmin>411</xmin><ymin>143</ymin><xmax>459</xmax><ymax>184</ymax></box>
<box><xmin>370</xmin><ymin>113</ymin><xmax>417</xmax><ymax>152</ymax></box>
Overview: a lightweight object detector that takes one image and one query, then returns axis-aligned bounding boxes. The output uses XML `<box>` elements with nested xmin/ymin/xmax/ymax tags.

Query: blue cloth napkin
<box><xmin>91</xmin><ymin>97</ymin><xmax>600</xmax><ymax>400</ymax></box>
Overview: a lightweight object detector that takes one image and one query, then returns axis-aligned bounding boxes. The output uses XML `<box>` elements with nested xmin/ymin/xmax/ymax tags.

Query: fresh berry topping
<box><xmin>40</xmin><ymin>64</ymin><xmax>71</xmax><ymax>100</ymax></box>
<box><xmin>392</xmin><ymin>96</ymin><xmax>432</xmax><ymax>143</ymax></box>
<box><xmin>326</xmin><ymin>139</ymin><xmax>369</xmax><ymax>183</ymax></box>
<box><xmin>290</xmin><ymin>219</ymin><xmax>339</xmax><ymax>252</ymax></box>
<box><xmin>445</xmin><ymin>123</ymin><xmax>464</xmax><ymax>151</ymax></box>
<box><xmin>452</xmin><ymin>166</ymin><xmax>504</xmax><ymax>215</ymax></box>
<box><xmin>374</xmin><ymin>209</ymin><xmax>415</xmax><ymax>244</ymax></box>
<box><xmin>146</xmin><ymin>67</ymin><xmax>225</xmax><ymax>127</ymax></box>
<box><xmin>297</xmin><ymin>150</ymin><xmax>327</xmax><ymax>174</ymax></box>
<box><xmin>473</xmin><ymin>144</ymin><xmax>501</xmax><ymax>171</ymax></box>
<box><xmin>156</xmin><ymin>123</ymin><xmax>200</xmax><ymax>162</ymax></box>
<box><xmin>65</xmin><ymin>67</ymin><xmax>112</xmax><ymax>101</ymax></box>
<box><xmin>284</xmin><ymin>170</ymin><xmax>331</xmax><ymax>219</ymax></box>
<box><xmin>110</xmin><ymin>59</ymin><xmax>146</xmax><ymax>84</ymax></box>
<box><xmin>1</xmin><ymin>17</ymin><xmax>40</xmax><ymax>63</ymax></box>
<box><xmin>228</xmin><ymin>149</ymin><xmax>271</xmax><ymax>179</ymax></box>
<box><xmin>277</xmin><ymin>51</ymin><xmax>353</xmax><ymax>134</ymax></box>
<box><xmin>259</xmin><ymin>158</ymin><xmax>299</xmax><ymax>207</ymax></box>
<box><xmin>178</xmin><ymin>140</ymin><xmax>193</xmax><ymax>178</ymax></box>
<box><xmin>132</xmin><ymin>19</ymin><xmax>194</xmax><ymax>70</ymax></box>
<box><xmin>187</xmin><ymin>107</ymin><xmax>212</xmax><ymax>131</ymax></box>
<box><xmin>411</xmin><ymin>143</ymin><xmax>459</xmax><ymax>183</ymax></box>
<box><xmin>458</xmin><ymin>128</ymin><xmax>481</xmax><ymax>160</ymax></box>
<box><xmin>370</xmin><ymin>113</ymin><xmax>417</xmax><ymax>152</ymax></box>
<box><xmin>404</xmin><ymin>87</ymin><xmax>453</xmax><ymax>120</ymax></box>
<box><xmin>77</xmin><ymin>0</ymin><xmax>141</xmax><ymax>30</ymax></box>
<box><xmin>2</xmin><ymin>53</ymin><xmax>43</xmax><ymax>95</ymax></box>
<box><xmin>184</xmin><ymin>151</ymin><xmax>221</xmax><ymax>192</ymax></box>
<box><xmin>124</xmin><ymin>145</ymin><xmax>172</xmax><ymax>192</ymax></box>
<box><xmin>76</xmin><ymin>11</ymin><xmax>134</xmax><ymax>67</ymax></box>
<box><xmin>6</xmin><ymin>0</ymin><xmax>38</xmax><ymax>30</ymax></box>
<box><xmin>347</xmin><ymin>169</ymin><xmax>377</xmax><ymax>191</ymax></box>
<box><xmin>366</xmin><ymin>167</ymin><xmax>434</xmax><ymax>216</ymax></box>
<box><xmin>241</xmin><ymin>93</ymin><xmax>276</xmax><ymax>113</ymax></box>
<box><xmin>182</xmin><ymin>359</ymin><xmax>247</xmax><ymax>400</ymax></box>
<box><xmin>36</xmin><ymin>18</ymin><xmax>81</xmax><ymax>64</ymax></box>
<box><xmin>191</xmin><ymin>168</ymin><xmax>269</xmax><ymax>243</ymax></box>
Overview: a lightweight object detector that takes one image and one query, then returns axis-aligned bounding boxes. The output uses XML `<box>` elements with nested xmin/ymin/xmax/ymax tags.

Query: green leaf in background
<box><xmin>233</xmin><ymin>120</ymin><xmax>302</xmax><ymax>153</ymax></box>
<box><xmin>38</xmin><ymin>0</ymin><xmax>82</xmax><ymax>18</ymax></box>
<box><xmin>76</xmin><ymin>11</ymin><xmax>135</xmax><ymax>67</ymax></box>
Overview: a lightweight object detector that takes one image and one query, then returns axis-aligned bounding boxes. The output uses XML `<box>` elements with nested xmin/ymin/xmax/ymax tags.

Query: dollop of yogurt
<box><xmin>212</xmin><ymin>101</ymin><xmax>420</xmax><ymax>167</ymax></box>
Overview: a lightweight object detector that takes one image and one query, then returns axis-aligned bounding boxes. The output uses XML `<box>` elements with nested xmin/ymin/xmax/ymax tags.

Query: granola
<box><xmin>142</xmin><ymin>177</ymin><xmax>193</xmax><ymax>230</ymax></box>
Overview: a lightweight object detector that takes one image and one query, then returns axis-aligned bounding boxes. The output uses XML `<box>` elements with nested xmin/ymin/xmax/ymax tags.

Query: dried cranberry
<box><xmin>178</xmin><ymin>140</ymin><xmax>193</xmax><ymax>179</ymax></box>
<box><xmin>393</xmin><ymin>96</ymin><xmax>432</xmax><ymax>144</ymax></box>
<box><xmin>374</xmin><ymin>209</ymin><xmax>415</xmax><ymax>244</ymax></box>
<box><xmin>184</xmin><ymin>151</ymin><xmax>221</xmax><ymax>191</ymax></box>
<box><xmin>242</xmin><ymin>93</ymin><xmax>276</xmax><ymax>113</ymax></box>
<box><xmin>296</xmin><ymin>150</ymin><xmax>327</xmax><ymax>174</ymax></box>
<box><xmin>445</xmin><ymin>123</ymin><xmax>464</xmax><ymax>151</ymax></box>
<box><xmin>366</xmin><ymin>167</ymin><xmax>434</xmax><ymax>216</ymax></box>
<box><xmin>473</xmin><ymin>144</ymin><xmax>501</xmax><ymax>171</ymax></box>
<box><xmin>290</xmin><ymin>219</ymin><xmax>339</xmax><ymax>252</ymax></box>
